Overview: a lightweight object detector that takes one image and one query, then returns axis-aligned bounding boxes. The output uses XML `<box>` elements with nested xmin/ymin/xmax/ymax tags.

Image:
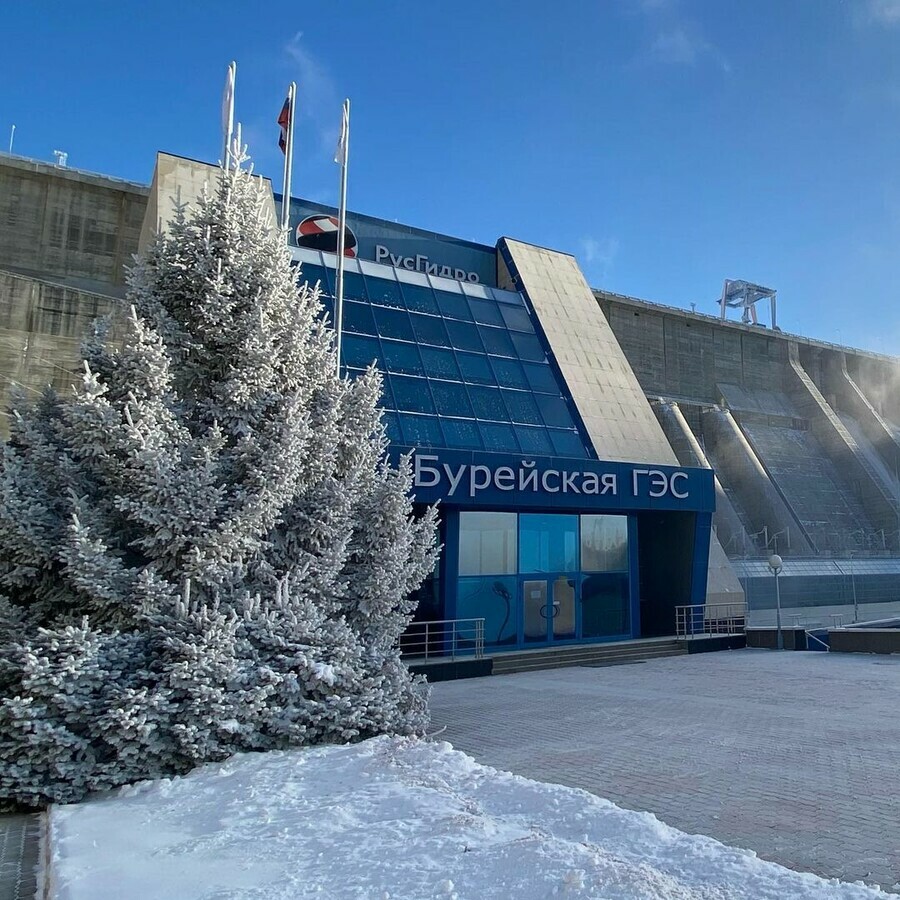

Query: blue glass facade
<box><xmin>284</xmin><ymin>214</ymin><xmax>716</xmax><ymax>657</ymax></box>
<box><xmin>453</xmin><ymin>511</ymin><xmax>633</xmax><ymax>649</ymax></box>
<box><xmin>293</xmin><ymin>250</ymin><xmax>593</xmax><ymax>460</ymax></box>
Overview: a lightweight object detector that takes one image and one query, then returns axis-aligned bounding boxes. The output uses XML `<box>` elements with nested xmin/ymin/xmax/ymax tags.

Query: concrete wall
<box><xmin>0</xmin><ymin>152</ymin><xmax>276</xmax><ymax>419</ymax></box>
<box><xmin>139</xmin><ymin>152</ymin><xmax>277</xmax><ymax>252</ymax></box>
<box><xmin>0</xmin><ymin>154</ymin><xmax>147</xmax><ymax>295</ymax></box>
<box><xmin>0</xmin><ymin>155</ymin><xmax>148</xmax><ymax>420</ymax></box>
<box><xmin>701</xmin><ymin>406</ymin><xmax>813</xmax><ymax>554</ymax></box>
<box><xmin>600</xmin><ymin>290</ymin><xmax>900</xmax><ymax>559</ymax></box>
<box><xmin>652</xmin><ymin>399</ymin><xmax>748</xmax><ymax>554</ymax></box>
<box><xmin>598</xmin><ymin>293</ymin><xmax>782</xmax><ymax>404</ymax></box>
<box><xmin>0</xmin><ymin>271</ymin><xmax>117</xmax><ymax>416</ymax></box>
<box><xmin>786</xmin><ymin>342</ymin><xmax>898</xmax><ymax>543</ymax></box>
<box><xmin>502</xmin><ymin>241</ymin><xmax>682</xmax><ymax>466</ymax></box>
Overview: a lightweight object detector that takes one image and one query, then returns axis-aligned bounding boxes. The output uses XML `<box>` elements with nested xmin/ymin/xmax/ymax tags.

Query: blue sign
<box><xmin>389</xmin><ymin>447</ymin><xmax>716</xmax><ymax>513</ymax></box>
<box><xmin>282</xmin><ymin>197</ymin><xmax>498</xmax><ymax>287</ymax></box>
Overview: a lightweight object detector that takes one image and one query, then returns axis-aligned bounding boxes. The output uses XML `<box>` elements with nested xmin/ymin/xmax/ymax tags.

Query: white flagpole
<box><xmin>222</xmin><ymin>61</ymin><xmax>236</xmax><ymax>169</ymax></box>
<box><xmin>334</xmin><ymin>98</ymin><xmax>350</xmax><ymax>376</ymax></box>
<box><xmin>281</xmin><ymin>82</ymin><xmax>296</xmax><ymax>236</ymax></box>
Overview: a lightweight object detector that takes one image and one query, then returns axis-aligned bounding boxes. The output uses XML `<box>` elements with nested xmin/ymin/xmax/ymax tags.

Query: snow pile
<box><xmin>49</xmin><ymin>737</ymin><xmax>888</xmax><ymax>900</ymax></box>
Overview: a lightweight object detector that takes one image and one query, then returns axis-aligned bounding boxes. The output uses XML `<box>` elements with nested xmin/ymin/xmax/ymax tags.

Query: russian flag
<box><xmin>277</xmin><ymin>96</ymin><xmax>291</xmax><ymax>155</ymax></box>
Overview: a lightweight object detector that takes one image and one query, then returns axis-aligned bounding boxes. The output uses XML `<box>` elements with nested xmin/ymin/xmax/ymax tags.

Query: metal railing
<box><xmin>675</xmin><ymin>603</ymin><xmax>746</xmax><ymax>639</ymax></box>
<box><xmin>805</xmin><ymin>631</ymin><xmax>831</xmax><ymax>651</ymax></box>
<box><xmin>399</xmin><ymin>618</ymin><xmax>485</xmax><ymax>662</ymax></box>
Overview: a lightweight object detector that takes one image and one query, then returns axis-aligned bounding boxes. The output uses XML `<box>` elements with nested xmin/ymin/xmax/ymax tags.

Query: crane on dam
<box><xmin>718</xmin><ymin>279</ymin><xmax>778</xmax><ymax>329</ymax></box>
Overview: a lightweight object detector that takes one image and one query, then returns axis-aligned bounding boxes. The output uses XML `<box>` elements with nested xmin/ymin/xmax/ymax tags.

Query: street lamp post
<box><xmin>768</xmin><ymin>554</ymin><xmax>784</xmax><ymax>650</ymax></box>
<box><xmin>849</xmin><ymin>550</ymin><xmax>858</xmax><ymax>623</ymax></box>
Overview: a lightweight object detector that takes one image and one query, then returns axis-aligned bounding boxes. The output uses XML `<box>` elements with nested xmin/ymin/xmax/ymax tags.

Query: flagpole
<box><xmin>281</xmin><ymin>82</ymin><xmax>296</xmax><ymax>236</ymax></box>
<box><xmin>334</xmin><ymin>99</ymin><xmax>350</xmax><ymax>377</ymax></box>
<box><xmin>222</xmin><ymin>61</ymin><xmax>236</xmax><ymax>169</ymax></box>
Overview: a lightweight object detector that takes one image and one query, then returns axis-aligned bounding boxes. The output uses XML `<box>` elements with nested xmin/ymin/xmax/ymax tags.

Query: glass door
<box><xmin>522</xmin><ymin>579</ymin><xmax>548</xmax><ymax>643</ymax></box>
<box><xmin>551</xmin><ymin>575</ymin><xmax>576</xmax><ymax>640</ymax></box>
<box><xmin>521</xmin><ymin>575</ymin><xmax>578</xmax><ymax>644</ymax></box>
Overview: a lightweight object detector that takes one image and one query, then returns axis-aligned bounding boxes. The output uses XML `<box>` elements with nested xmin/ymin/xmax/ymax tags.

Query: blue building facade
<box><xmin>283</xmin><ymin>195</ymin><xmax>716</xmax><ymax>651</ymax></box>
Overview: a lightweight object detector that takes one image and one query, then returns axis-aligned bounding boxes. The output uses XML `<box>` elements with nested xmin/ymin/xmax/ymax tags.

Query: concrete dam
<box><xmin>2</xmin><ymin>149</ymin><xmax>900</xmax><ymax>622</ymax></box>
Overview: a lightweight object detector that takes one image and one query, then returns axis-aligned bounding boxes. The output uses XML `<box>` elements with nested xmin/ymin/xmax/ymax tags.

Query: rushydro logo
<box><xmin>295</xmin><ymin>214</ymin><xmax>358</xmax><ymax>258</ymax></box>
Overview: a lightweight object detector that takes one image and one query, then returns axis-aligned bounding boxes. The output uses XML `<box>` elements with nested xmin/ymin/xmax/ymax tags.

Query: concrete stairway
<box><xmin>491</xmin><ymin>638</ymin><xmax>687</xmax><ymax>676</ymax></box>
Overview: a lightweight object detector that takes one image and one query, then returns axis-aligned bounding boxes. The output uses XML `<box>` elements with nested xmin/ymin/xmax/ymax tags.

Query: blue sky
<box><xmin>2</xmin><ymin>1</ymin><xmax>900</xmax><ymax>351</ymax></box>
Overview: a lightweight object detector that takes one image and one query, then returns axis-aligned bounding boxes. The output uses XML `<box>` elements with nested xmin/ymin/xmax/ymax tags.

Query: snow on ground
<box><xmin>49</xmin><ymin>736</ymin><xmax>889</xmax><ymax>900</ymax></box>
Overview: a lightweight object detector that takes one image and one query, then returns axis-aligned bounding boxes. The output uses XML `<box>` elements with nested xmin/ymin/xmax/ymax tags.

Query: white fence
<box><xmin>675</xmin><ymin>603</ymin><xmax>746</xmax><ymax>639</ymax></box>
<box><xmin>400</xmin><ymin>618</ymin><xmax>485</xmax><ymax>661</ymax></box>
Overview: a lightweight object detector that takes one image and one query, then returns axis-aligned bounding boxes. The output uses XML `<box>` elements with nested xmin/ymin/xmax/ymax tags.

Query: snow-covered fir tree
<box><xmin>0</xmin><ymin>152</ymin><xmax>440</xmax><ymax>808</ymax></box>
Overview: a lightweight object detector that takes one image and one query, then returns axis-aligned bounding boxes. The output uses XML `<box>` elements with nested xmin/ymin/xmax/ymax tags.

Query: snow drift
<box><xmin>49</xmin><ymin>736</ymin><xmax>888</xmax><ymax>899</ymax></box>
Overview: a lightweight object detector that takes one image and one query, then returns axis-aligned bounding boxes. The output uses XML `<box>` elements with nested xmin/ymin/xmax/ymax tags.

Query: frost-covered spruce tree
<box><xmin>0</xmin><ymin>151</ymin><xmax>439</xmax><ymax>808</ymax></box>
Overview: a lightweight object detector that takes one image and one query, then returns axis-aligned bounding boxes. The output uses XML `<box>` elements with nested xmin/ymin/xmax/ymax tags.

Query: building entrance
<box><xmin>455</xmin><ymin>509</ymin><xmax>635</xmax><ymax>651</ymax></box>
<box><xmin>522</xmin><ymin>575</ymin><xmax>577</xmax><ymax>643</ymax></box>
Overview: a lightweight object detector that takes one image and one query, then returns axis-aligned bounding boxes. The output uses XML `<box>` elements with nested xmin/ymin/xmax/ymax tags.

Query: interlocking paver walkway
<box><xmin>431</xmin><ymin>648</ymin><xmax>900</xmax><ymax>893</ymax></box>
<box><xmin>0</xmin><ymin>813</ymin><xmax>40</xmax><ymax>900</ymax></box>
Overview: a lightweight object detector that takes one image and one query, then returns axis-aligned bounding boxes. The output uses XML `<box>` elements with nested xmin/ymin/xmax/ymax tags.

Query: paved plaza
<box><xmin>0</xmin><ymin>813</ymin><xmax>40</xmax><ymax>900</ymax></box>
<box><xmin>431</xmin><ymin>648</ymin><xmax>900</xmax><ymax>893</ymax></box>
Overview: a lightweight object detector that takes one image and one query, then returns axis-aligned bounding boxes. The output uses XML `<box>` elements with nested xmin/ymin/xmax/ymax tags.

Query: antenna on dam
<box><xmin>719</xmin><ymin>279</ymin><xmax>778</xmax><ymax>329</ymax></box>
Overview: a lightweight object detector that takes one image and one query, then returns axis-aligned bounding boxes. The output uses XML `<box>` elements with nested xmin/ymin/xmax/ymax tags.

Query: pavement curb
<box><xmin>39</xmin><ymin>811</ymin><xmax>52</xmax><ymax>900</ymax></box>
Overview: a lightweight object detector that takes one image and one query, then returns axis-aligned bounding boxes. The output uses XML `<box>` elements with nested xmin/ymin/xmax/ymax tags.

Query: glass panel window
<box><xmin>381</xmin><ymin>411</ymin><xmax>402</xmax><ymax>444</ymax></box>
<box><xmin>549</xmin><ymin>429</ymin><xmax>589</xmax><ymax>458</ymax></box>
<box><xmin>420</xmin><ymin>346</ymin><xmax>461</xmax><ymax>381</ymax></box>
<box><xmin>552</xmin><ymin>576</ymin><xmax>577</xmax><ymax>639</ymax></box>
<box><xmin>519</xmin><ymin>513</ymin><xmax>579</xmax><ymax>574</ymax></box>
<box><xmin>479</xmin><ymin>422</ymin><xmax>519</xmax><ymax>451</ymax></box>
<box><xmin>381</xmin><ymin>340</ymin><xmax>424</xmax><ymax>376</ymax></box>
<box><xmin>394</xmin><ymin>267</ymin><xmax>430</xmax><ymax>286</ymax></box>
<box><xmin>468</xmin><ymin>297</ymin><xmax>505</xmax><ymax>327</ymax></box>
<box><xmin>343</xmin><ymin>271</ymin><xmax>368</xmax><ymax>302</ymax></box>
<box><xmin>499</xmin><ymin>303</ymin><xmax>535</xmax><ymax>333</ymax></box>
<box><xmin>428</xmin><ymin>274</ymin><xmax>464</xmax><ymax>294</ymax></box>
<box><xmin>514</xmin><ymin>426</ymin><xmax>554</xmax><ymax>454</ymax></box>
<box><xmin>399</xmin><ymin>414</ymin><xmax>443</xmax><ymax>447</ymax></box>
<box><xmin>435</xmin><ymin>290</ymin><xmax>472</xmax><ymax>321</ymax></box>
<box><xmin>456</xmin><ymin>576</ymin><xmax>517</xmax><ymax>647</ymax></box>
<box><xmin>364</xmin><ymin>274</ymin><xmax>404</xmax><ymax>308</ymax></box>
<box><xmin>523</xmin><ymin>578</ymin><xmax>548</xmax><ymax>643</ymax></box>
<box><xmin>491</xmin><ymin>287</ymin><xmax>524</xmax><ymax>306</ymax></box>
<box><xmin>441</xmin><ymin>419</ymin><xmax>482</xmax><ymax>449</ymax></box>
<box><xmin>459</xmin><ymin>511</ymin><xmax>517</xmax><ymax>576</ymax></box>
<box><xmin>373</xmin><ymin>306</ymin><xmax>414</xmax><ymax>342</ymax></box>
<box><xmin>461</xmin><ymin>281</ymin><xmax>492</xmax><ymax>299</ymax></box>
<box><xmin>469</xmin><ymin>385</ymin><xmax>509</xmax><ymax>421</ymax></box>
<box><xmin>457</xmin><ymin>353</ymin><xmax>495</xmax><ymax>385</ymax></box>
<box><xmin>430</xmin><ymin>381</ymin><xmax>473</xmax><ymax>417</ymax></box>
<box><xmin>343</xmin><ymin>301</ymin><xmax>377</xmax><ymax>335</ymax></box>
<box><xmin>581</xmin><ymin>515</ymin><xmax>629</xmax><ymax>572</ymax></box>
<box><xmin>491</xmin><ymin>357</ymin><xmax>528</xmax><ymax>389</ymax></box>
<box><xmin>535</xmin><ymin>395</ymin><xmax>575</xmax><ymax>429</ymax></box>
<box><xmin>445</xmin><ymin>320</ymin><xmax>484</xmax><ymax>352</ymax></box>
<box><xmin>342</xmin><ymin>334</ymin><xmax>382</xmax><ymax>370</ymax></box>
<box><xmin>511</xmin><ymin>332</ymin><xmax>546</xmax><ymax>362</ymax></box>
<box><xmin>503</xmin><ymin>391</ymin><xmax>542</xmax><ymax>425</ymax></box>
<box><xmin>400</xmin><ymin>282</ymin><xmax>439</xmax><ymax>314</ymax></box>
<box><xmin>389</xmin><ymin>375</ymin><xmax>434</xmax><ymax>414</ymax></box>
<box><xmin>523</xmin><ymin>362</ymin><xmax>559</xmax><ymax>393</ymax></box>
<box><xmin>319</xmin><ymin>296</ymin><xmax>334</xmax><ymax>324</ymax></box>
<box><xmin>478</xmin><ymin>327</ymin><xmax>516</xmax><ymax>358</ymax></box>
<box><xmin>300</xmin><ymin>263</ymin><xmax>329</xmax><ymax>294</ymax></box>
<box><xmin>410</xmin><ymin>313</ymin><xmax>451</xmax><ymax>347</ymax></box>
<box><xmin>581</xmin><ymin>573</ymin><xmax>630</xmax><ymax>638</ymax></box>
